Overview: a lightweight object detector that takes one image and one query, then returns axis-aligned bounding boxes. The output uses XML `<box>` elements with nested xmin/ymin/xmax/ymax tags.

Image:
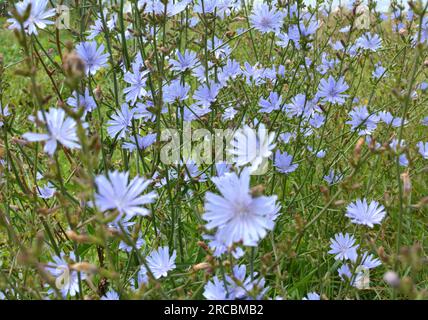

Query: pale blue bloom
<box><xmin>279</xmin><ymin>132</ymin><xmax>294</xmax><ymax>144</ymax></box>
<box><xmin>276</xmin><ymin>32</ymin><xmax>290</xmax><ymax>47</ymax></box>
<box><xmin>242</xmin><ymin>62</ymin><xmax>264</xmax><ymax>85</ymax></box>
<box><xmin>215</xmin><ymin>162</ymin><xmax>232</xmax><ymax>177</ymax></box>
<box><xmin>226</xmin><ymin>265</ymin><xmax>268</xmax><ymax>300</ymax></box>
<box><xmin>219</xmin><ymin>59</ymin><xmax>241</xmax><ymax>83</ymax></box>
<box><xmin>229</xmin><ymin>124</ymin><xmax>276</xmax><ymax>173</ymax></box>
<box><xmin>184</xmin><ymin>160</ymin><xmax>207</xmax><ymax>182</ymax></box>
<box><xmin>193</xmin><ymin>81</ymin><xmax>221</xmax><ymax>107</ymax></box>
<box><xmin>323</xmin><ymin>170</ymin><xmax>344</xmax><ymax>185</ymax></box>
<box><xmin>303</xmin><ymin>292</ymin><xmax>320</xmax><ymax>300</ymax></box>
<box><xmin>146</xmin><ymin>246</ymin><xmax>176</xmax><ymax>279</ymax></box>
<box><xmin>170</xmin><ymin>50</ymin><xmax>198</xmax><ymax>72</ymax></box>
<box><xmin>163</xmin><ymin>80</ymin><xmax>190</xmax><ymax>103</ymax></box>
<box><xmin>346</xmin><ymin>199</ymin><xmax>386</xmax><ymax>228</ymax></box>
<box><xmin>249</xmin><ymin>3</ymin><xmax>284</xmax><ymax>34</ymax></box>
<box><xmin>137</xmin><ymin>265</ymin><xmax>149</xmax><ymax>286</ymax></box>
<box><xmin>45</xmin><ymin>252</ymin><xmax>86</xmax><ymax>298</ymax></box>
<box><xmin>0</xmin><ymin>104</ymin><xmax>10</xmax><ymax>127</ymax></box>
<box><xmin>87</xmin><ymin>18</ymin><xmax>103</xmax><ymax>40</ymax></box>
<box><xmin>76</xmin><ymin>41</ymin><xmax>109</xmax><ymax>75</ymax></box>
<box><xmin>274</xmin><ymin>150</ymin><xmax>298</xmax><ymax>174</ymax></box>
<box><xmin>23</xmin><ymin>108</ymin><xmax>81</xmax><ymax>156</ymax></box>
<box><xmin>207</xmin><ymin>37</ymin><xmax>231</xmax><ymax>59</ymax></box>
<box><xmin>360</xmin><ymin>252</ymin><xmax>382</xmax><ymax>269</ymax></box>
<box><xmin>67</xmin><ymin>88</ymin><xmax>97</xmax><ymax>113</ymax></box>
<box><xmin>222</xmin><ymin>106</ymin><xmax>237</xmax><ymax>121</ymax></box>
<box><xmin>346</xmin><ymin>106</ymin><xmax>379</xmax><ymax>135</ymax></box>
<box><xmin>203</xmin><ymin>276</ymin><xmax>230</xmax><ymax>300</ymax></box>
<box><xmin>94</xmin><ymin>170</ymin><xmax>156</xmax><ymax>219</ymax></box>
<box><xmin>203</xmin><ymin>168</ymin><xmax>280</xmax><ymax>246</ymax></box>
<box><xmin>107</xmin><ymin>104</ymin><xmax>135</xmax><ymax>139</ymax></box>
<box><xmin>8</xmin><ymin>0</ymin><xmax>56</xmax><ymax>35</ymax></box>
<box><xmin>124</xmin><ymin>57</ymin><xmax>149</xmax><ymax>104</ymax></box>
<box><xmin>101</xmin><ymin>290</ymin><xmax>119</xmax><ymax>300</ymax></box>
<box><xmin>37</xmin><ymin>182</ymin><xmax>56</xmax><ymax>199</ymax></box>
<box><xmin>417</xmin><ymin>141</ymin><xmax>428</xmax><ymax>159</ymax></box>
<box><xmin>259</xmin><ymin>92</ymin><xmax>282</xmax><ymax>113</ymax></box>
<box><xmin>122</xmin><ymin>133</ymin><xmax>157</xmax><ymax>152</ymax></box>
<box><xmin>337</xmin><ymin>264</ymin><xmax>353</xmax><ymax>282</ymax></box>
<box><xmin>399</xmin><ymin>154</ymin><xmax>409</xmax><ymax>167</ymax></box>
<box><xmin>194</xmin><ymin>0</ymin><xmax>217</xmax><ymax>14</ymax></box>
<box><xmin>389</xmin><ymin>138</ymin><xmax>406</xmax><ymax>152</ymax></box>
<box><xmin>309</xmin><ymin>112</ymin><xmax>326</xmax><ymax>128</ymax></box>
<box><xmin>119</xmin><ymin>232</ymin><xmax>145</xmax><ymax>252</ymax></box>
<box><xmin>135</xmin><ymin>101</ymin><xmax>156</xmax><ymax>122</ymax></box>
<box><xmin>317</xmin><ymin>76</ymin><xmax>349</xmax><ymax>105</ymax></box>
<box><xmin>372</xmin><ymin>63</ymin><xmax>386</xmax><ymax>79</ymax></box>
<box><xmin>328</xmin><ymin>233</ymin><xmax>359</xmax><ymax>261</ymax></box>
<box><xmin>331</xmin><ymin>40</ymin><xmax>344</xmax><ymax>51</ymax></box>
<box><xmin>285</xmin><ymin>94</ymin><xmax>317</xmax><ymax>118</ymax></box>
<box><xmin>203</xmin><ymin>234</ymin><xmax>244</xmax><ymax>258</ymax></box>
<box><xmin>356</xmin><ymin>33</ymin><xmax>382</xmax><ymax>51</ymax></box>
<box><xmin>378</xmin><ymin>111</ymin><xmax>404</xmax><ymax>128</ymax></box>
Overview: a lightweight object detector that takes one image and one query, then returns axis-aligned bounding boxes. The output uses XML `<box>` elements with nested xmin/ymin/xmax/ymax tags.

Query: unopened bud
<box><xmin>384</xmin><ymin>271</ymin><xmax>400</xmax><ymax>288</ymax></box>
<box><xmin>66</xmin><ymin>230</ymin><xmax>91</xmax><ymax>243</ymax></box>
<box><xmin>353</xmin><ymin>137</ymin><xmax>365</xmax><ymax>164</ymax></box>
<box><xmin>94</xmin><ymin>85</ymin><xmax>102</xmax><ymax>100</ymax></box>
<box><xmin>400</xmin><ymin>172</ymin><xmax>411</xmax><ymax>197</ymax></box>
<box><xmin>71</xmin><ymin>262</ymin><xmax>98</xmax><ymax>274</ymax></box>
<box><xmin>63</xmin><ymin>50</ymin><xmax>85</xmax><ymax>88</ymax></box>
<box><xmin>398</xmin><ymin>28</ymin><xmax>407</xmax><ymax>36</ymax></box>
<box><xmin>197</xmin><ymin>241</ymin><xmax>209</xmax><ymax>251</ymax></box>
<box><xmin>192</xmin><ymin>262</ymin><xmax>211</xmax><ymax>271</ymax></box>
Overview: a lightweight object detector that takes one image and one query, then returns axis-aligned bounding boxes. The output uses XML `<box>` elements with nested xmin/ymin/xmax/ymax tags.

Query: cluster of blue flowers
<box><xmin>1</xmin><ymin>0</ymin><xmax>428</xmax><ymax>300</ymax></box>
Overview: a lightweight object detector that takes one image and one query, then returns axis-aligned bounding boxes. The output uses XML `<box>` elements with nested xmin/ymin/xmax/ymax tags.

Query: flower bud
<box><xmin>63</xmin><ymin>50</ymin><xmax>85</xmax><ymax>88</ymax></box>
<box><xmin>383</xmin><ymin>271</ymin><xmax>400</xmax><ymax>288</ymax></box>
